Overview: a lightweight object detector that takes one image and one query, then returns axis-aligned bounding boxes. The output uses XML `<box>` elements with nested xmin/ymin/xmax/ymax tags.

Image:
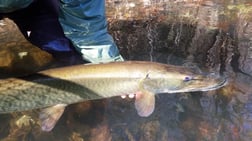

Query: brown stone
<box><xmin>0</xmin><ymin>18</ymin><xmax>53</xmax><ymax>76</ymax></box>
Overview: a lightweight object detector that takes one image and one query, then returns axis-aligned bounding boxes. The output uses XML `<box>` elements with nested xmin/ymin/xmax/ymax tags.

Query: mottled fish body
<box><xmin>0</xmin><ymin>61</ymin><xmax>227</xmax><ymax>131</ymax></box>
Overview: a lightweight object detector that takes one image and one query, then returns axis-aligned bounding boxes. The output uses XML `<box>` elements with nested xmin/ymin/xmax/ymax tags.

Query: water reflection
<box><xmin>0</xmin><ymin>0</ymin><xmax>252</xmax><ymax>141</ymax></box>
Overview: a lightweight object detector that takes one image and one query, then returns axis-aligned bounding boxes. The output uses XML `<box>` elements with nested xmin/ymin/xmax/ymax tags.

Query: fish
<box><xmin>0</xmin><ymin>61</ymin><xmax>227</xmax><ymax>131</ymax></box>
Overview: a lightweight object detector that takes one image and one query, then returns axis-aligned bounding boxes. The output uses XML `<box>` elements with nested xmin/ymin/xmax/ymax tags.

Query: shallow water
<box><xmin>0</xmin><ymin>0</ymin><xmax>252</xmax><ymax>141</ymax></box>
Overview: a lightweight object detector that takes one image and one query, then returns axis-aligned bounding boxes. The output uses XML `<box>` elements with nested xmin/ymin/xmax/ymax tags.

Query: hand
<box><xmin>121</xmin><ymin>94</ymin><xmax>135</xmax><ymax>99</ymax></box>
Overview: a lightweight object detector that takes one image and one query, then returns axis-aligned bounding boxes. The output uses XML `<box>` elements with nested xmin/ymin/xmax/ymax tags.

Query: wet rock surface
<box><xmin>0</xmin><ymin>18</ymin><xmax>53</xmax><ymax>77</ymax></box>
<box><xmin>0</xmin><ymin>18</ymin><xmax>85</xmax><ymax>78</ymax></box>
<box><xmin>0</xmin><ymin>0</ymin><xmax>252</xmax><ymax>141</ymax></box>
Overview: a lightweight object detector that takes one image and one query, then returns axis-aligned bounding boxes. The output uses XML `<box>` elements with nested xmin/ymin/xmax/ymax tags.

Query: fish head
<box><xmin>141</xmin><ymin>65</ymin><xmax>227</xmax><ymax>93</ymax></box>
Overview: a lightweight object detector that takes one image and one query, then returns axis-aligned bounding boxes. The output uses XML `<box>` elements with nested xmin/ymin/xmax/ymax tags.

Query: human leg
<box><xmin>58</xmin><ymin>0</ymin><xmax>124</xmax><ymax>63</ymax></box>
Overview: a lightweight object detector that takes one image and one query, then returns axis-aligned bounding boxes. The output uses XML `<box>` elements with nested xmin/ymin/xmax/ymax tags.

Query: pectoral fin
<box><xmin>134</xmin><ymin>91</ymin><xmax>155</xmax><ymax>117</ymax></box>
<box><xmin>39</xmin><ymin>104</ymin><xmax>66</xmax><ymax>132</ymax></box>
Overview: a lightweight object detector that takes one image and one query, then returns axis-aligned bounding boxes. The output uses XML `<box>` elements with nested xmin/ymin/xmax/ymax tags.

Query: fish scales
<box><xmin>0</xmin><ymin>78</ymin><xmax>82</xmax><ymax>112</ymax></box>
<box><xmin>0</xmin><ymin>74</ymin><xmax>140</xmax><ymax>113</ymax></box>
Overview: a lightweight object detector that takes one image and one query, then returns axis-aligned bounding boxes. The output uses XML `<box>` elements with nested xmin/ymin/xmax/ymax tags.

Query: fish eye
<box><xmin>184</xmin><ymin>76</ymin><xmax>192</xmax><ymax>82</ymax></box>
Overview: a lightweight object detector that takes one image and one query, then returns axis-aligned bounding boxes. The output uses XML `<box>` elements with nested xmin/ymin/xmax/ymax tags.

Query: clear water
<box><xmin>0</xmin><ymin>0</ymin><xmax>252</xmax><ymax>141</ymax></box>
